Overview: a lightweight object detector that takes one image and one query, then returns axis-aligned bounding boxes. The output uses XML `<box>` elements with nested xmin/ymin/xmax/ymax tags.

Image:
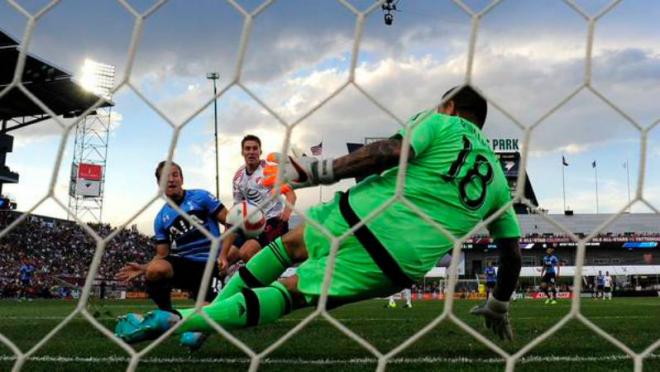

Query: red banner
<box><xmin>411</xmin><ymin>292</ymin><xmax>487</xmax><ymax>301</ymax></box>
<box><xmin>125</xmin><ymin>291</ymin><xmax>148</xmax><ymax>299</ymax></box>
<box><xmin>78</xmin><ymin>163</ymin><xmax>103</xmax><ymax>180</ymax></box>
<box><xmin>126</xmin><ymin>291</ymin><xmax>189</xmax><ymax>300</ymax></box>
<box><xmin>530</xmin><ymin>291</ymin><xmax>573</xmax><ymax>299</ymax></box>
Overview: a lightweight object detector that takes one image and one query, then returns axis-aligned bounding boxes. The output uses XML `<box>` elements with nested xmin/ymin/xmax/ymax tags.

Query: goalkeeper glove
<box><xmin>470</xmin><ymin>296</ymin><xmax>513</xmax><ymax>341</ymax></box>
<box><xmin>263</xmin><ymin>152</ymin><xmax>335</xmax><ymax>190</ymax></box>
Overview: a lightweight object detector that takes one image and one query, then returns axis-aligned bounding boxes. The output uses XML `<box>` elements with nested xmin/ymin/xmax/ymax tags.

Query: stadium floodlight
<box><xmin>207</xmin><ymin>72</ymin><xmax>220</xmax><ymax>199</ymax></box>
<box><xmin>69</xmin><ymin>58</ymin><xmax>115</xmax><ymax>223</ymax></box>
<box><xmin>80</xmin><ymin>58</ymin><xmax>115</xmax><ymax>99</ymax></box>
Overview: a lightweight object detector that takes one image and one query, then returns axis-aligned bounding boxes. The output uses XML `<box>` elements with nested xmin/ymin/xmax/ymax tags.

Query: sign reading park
<box><xmin>489</xmin><ymin>138</ymin><xmax>519</xmax><ymax>152</ymax></box>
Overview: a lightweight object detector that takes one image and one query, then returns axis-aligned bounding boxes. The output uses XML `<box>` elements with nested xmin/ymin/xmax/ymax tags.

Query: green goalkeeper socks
<box><xmin>216</xmin><ymin>238</ymin><xmax>292</xmax><ymax>302</ymax></box>
<box><xmin>177</xmin><ymin>281</ymin><xmax>292</xmax><ymax>333</ymax></box>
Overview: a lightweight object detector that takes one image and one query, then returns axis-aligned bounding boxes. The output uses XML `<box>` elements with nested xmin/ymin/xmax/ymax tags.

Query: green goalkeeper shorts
<box><xmin>297</xmin><ymin>192</ymin><xmax>409</xmax><ymax>306</ymax></box>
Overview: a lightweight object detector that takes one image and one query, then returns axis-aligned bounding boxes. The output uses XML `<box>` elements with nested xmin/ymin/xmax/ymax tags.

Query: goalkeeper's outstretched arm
<box><xmin>332</xmin><ymin>137</ymin><xmax>408</xmax><ymax>180</ymax></box>
<box><xmin>263</xmin><ymin>137</ymin><xmax>409</xmax><ymax>189</ymax></box>
<box><xmin>493</xmin><ymin>237</ymin><xmax>521</xmax><ymax>301</ymax></box>
<box><xmin>470</xmin><ymin>237</ymin><xmax>521</xmax><ymax>340</ymax></box>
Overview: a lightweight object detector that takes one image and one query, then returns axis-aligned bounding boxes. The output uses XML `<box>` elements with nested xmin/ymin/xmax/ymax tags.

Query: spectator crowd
<box><xmin>1</xmin><ymin>212</ymin><xmax>656</xmax><ymax>300</ymax></box>
<box><xmin>0</xmin><ymin>211</ymin><xmax>152</xmax><ymax>298</ymax></box>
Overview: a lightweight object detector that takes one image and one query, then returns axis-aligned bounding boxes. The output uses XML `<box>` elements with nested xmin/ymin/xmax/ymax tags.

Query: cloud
<box><xmin>594</xmin><ymin>48</ymin><xmax>660</xmax><ymax>82</ymax></box>
<box><xmin>4</xmin><ymin>1</ymin><xmax>660</xmax><ymax>232</ymax></box>
<box><xmin>11</xmin><ymin>41</ymin><xmax>659</xmax><ymax>230</ymax></box>
<box><xmin>126</xmin><ymin>39</ymin><xmax>660</xmax><ymax>189</ymax></box>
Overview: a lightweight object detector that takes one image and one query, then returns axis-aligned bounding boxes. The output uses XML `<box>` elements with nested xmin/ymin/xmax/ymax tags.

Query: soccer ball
<box><xmin>227</xmin><ymin>201</ymin><xmax>266</xmax><ymax>238</ymax></box>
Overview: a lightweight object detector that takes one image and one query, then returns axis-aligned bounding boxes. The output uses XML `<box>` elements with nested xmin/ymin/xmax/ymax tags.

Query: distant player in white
<box><xmin>387</xmin><ymin>288</ymin><xmax>412</xmax><ymax>308</ymax></box>
<box><xmin>603</xmin><ymin>271</ymin><xmax>613</xmax><ymax>300</ymax></box>
<box><xmin>595</xmin><ymin>270</ymin><xmax>605</xmax><ymax>299</ymax></box>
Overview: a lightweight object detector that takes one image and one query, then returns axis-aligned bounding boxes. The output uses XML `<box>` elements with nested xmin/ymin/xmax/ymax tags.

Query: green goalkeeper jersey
<box><xmin>347</xmin><ymin>110</ymin><xmax>521</xmax><ymax>278</ymax></box>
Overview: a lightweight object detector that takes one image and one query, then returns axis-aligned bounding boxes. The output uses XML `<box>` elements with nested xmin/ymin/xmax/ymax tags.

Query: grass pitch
<box><xmin>0</xmin><ymin>297</ymin><xmax>657</xmax><ymax>371</ymax></box>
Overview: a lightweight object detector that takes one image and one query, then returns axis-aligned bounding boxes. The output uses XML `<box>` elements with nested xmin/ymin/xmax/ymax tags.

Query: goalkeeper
<box><xmin>116</xmin><ymin>86</ymin><xmax>522</xmax><ymax>343</ymax></box>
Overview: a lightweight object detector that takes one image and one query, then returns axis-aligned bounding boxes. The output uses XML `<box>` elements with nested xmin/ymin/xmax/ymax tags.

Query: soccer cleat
<box><xmin>180</xmin><ymin>331</ymin><xmax>209</xmax><ymax>352</ymax></box>
<box><xmin>404</xmin><ymin>303</ymin><xmax>412</xmax><ymax>308</ymax></box>
<box><xmin>544</xmin><ymin>299</ymin><xmax>550</xmax><ymax>304</ymax></box>
<box><xmin>551</xmin><ymin>300</ymin><xmax>558</xmax><ymax>305</ymax></box>
<box><xmin>114</xmin><ymin>313</ymin><xmax>144</xmax><ymax>339</ymax></box>
<box><xmin>115</xmin><ymin>310</ymin><xmax>180</xmax><ymax>344</ymax></box>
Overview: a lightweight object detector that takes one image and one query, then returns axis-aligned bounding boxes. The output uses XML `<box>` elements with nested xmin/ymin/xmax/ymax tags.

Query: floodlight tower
<box><xmin>67</xmin><ymin>59</ymin><xmax>115</xmax><ymax>223</ymax></box>
<box><xmin>206</xmin><ymin>72</ymin><xmax>220</xmax><ymax>198</ymax></box>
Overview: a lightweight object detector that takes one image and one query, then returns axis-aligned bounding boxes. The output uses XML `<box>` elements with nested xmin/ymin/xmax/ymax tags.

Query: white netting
<box><xmin>0</xmin><ymin>0</ymin><xmax>658</xmax><ymax>371</ymax></box>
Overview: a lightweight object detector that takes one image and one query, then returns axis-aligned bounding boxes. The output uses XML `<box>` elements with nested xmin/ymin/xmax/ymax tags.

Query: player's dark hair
<box><xmin>241</xmin><ymin>134</ymin><xmax>261</xmax><ymax>149</ymax></box>
<box><xmin>442</xmin><ymin>86</ymin><xmax>488</xmax><ymax>128</ymax></box>
<box><xmin>155</xmin><ymin>161</ymin><xmax>183</xmax><ymax>182</ymax></box>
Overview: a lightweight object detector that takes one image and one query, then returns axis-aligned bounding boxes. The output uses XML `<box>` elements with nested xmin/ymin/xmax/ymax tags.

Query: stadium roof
<box><xmin>0</xmin><ymin>28</ymin><xmax>113</xmax><ymax>128</ymax></box>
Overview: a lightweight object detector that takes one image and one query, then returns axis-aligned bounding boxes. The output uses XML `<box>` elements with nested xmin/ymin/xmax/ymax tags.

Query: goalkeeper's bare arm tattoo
<box><xmin>333</xmin><ymin>138</ymin><xmax>412</xmax><ymax>180</ymax></box>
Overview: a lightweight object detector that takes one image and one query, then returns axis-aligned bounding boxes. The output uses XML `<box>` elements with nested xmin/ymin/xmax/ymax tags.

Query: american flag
<box><xmin>310</xmin><ymin>142</ymin><xmax>323</xmax><ymax>156</ymax></box>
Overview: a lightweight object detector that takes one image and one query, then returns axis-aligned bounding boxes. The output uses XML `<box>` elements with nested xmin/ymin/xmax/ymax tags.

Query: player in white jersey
<box><xmin>603</xmin><ymin>271</ymin><xmax>613</xmax><ymax>300</ymax></box>
<box><xmin>595</xmin><ymin>270</ymin><xmax>605</xmax><ymax>299</ymax></box>
<box><xmin>218</xmin><ymin>135</ymin><xmax>297</xmax><ymax>272</ymax></box>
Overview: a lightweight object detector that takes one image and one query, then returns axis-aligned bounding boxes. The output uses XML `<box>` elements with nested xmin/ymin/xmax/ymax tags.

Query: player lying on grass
<box><xmin>115</xmin><ymin>86</ymin><xmax>522</xmax><ymax>344</ymax></box>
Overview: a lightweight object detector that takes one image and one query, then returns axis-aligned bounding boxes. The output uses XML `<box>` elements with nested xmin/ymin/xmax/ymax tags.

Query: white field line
<box><xmin>0</xmin><ymin>315</ymin><xmax>655</xmax><ymax>321</ymax></box>
<box><xmin>0</xmin><ymin>354</ymin><xmax>657</xmax><ymax>365</ymax></box>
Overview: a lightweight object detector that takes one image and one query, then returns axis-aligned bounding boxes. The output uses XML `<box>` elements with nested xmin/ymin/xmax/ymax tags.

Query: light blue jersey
<box><xmin>484</xmin><ymin>266</ymin><xmax>497</xmax><ymax>283</ymax></box>
<box><xmin>543</xmin><ymin>255</ymin><xmax>559</xmax><ymax>274</ymax></box>
<box><xmin>154</xmin><ymin>189</ymin><xmax>224</xmax><ymax>262</ymax></box>
<box><xmin>19</xmin><ymin>264</ymin><xmax>34</xmax><ymax>282</ymax></box>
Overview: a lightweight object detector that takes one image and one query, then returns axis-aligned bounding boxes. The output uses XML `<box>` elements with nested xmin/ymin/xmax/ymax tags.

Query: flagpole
<box><xmin>562</xmin><ymin>157</ymin><xmax>567</xmax><ymax>212</ymax></box>
<box><xmin>311</xmin><ymin>140</ymin><xmax>323</xmax><ymax>203</ymax></box>
<box><xmin>594</xmin><ymin>163</ymin><xmax>599</xmax><ymax>214</ymax></box>
<box><xmin>625</xmin><ymin>159</ymin><xmax>631</xmax><ymax>211</ymax></box>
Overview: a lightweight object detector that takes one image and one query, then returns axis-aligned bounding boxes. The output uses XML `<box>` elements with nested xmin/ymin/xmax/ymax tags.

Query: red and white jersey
<box><xmin>603</xmin><ymin>275</ymin><xmax>612</xmax><ymax>288</ymax></box>
<box><xmin>232</xmin><ymin>160</ymin><xmax>284</xmax><ymax>219</ymax></box>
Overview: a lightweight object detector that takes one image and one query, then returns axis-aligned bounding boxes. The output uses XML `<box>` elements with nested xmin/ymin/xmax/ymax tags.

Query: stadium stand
<box><xmin>0</xmin><ymin>211</ymin><xmax>151</xmax><ymax>299</ymax></box>
<box><xmin>1</xmin><ymin>212</ymin><xmax>657</xmax><ymax>300</ymax></box>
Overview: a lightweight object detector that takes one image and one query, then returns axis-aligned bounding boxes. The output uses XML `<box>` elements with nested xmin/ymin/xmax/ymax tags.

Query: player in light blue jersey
<box><xmin>484</xmin><ymin>262</ymin><xmax>497</xmax><ymax>299</ymax></box>
<box><xmin>116</xmin><ymin>161</ymin><xmax>231</xmax><ymax>315</ymax></box>
<box><xmin>540</xmin><ymin>247</ymin><xmax>560</xmax><ymax>304</ymax></box>
<box><xmin>17</xmin><ymin>258</ymin><xmax>35</xmax><ymax>300</ymax></box>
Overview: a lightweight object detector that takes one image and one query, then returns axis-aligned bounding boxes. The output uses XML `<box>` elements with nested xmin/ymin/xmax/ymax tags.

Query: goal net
<box><xmin>0</xmin><ymin>1</ymin><xmax>657</xmax><ymax>372</ymax></box>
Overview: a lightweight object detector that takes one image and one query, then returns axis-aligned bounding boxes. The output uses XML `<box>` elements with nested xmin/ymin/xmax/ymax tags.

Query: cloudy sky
<box><xmin>1</xmin><ymin>0</ymin><xmax>659</xmax><ymax>234</ymax></box>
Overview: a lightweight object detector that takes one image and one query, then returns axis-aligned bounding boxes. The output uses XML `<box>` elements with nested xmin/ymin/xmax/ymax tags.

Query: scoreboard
<box><xmin>69</xmin><ymin>162</ymin><xmax>103</xmax><ymax>197</ymax></box>
<box><xmin>495</xmin><ymin>151</ymin><xmax>538</xmax><ymax>214</ymax></box>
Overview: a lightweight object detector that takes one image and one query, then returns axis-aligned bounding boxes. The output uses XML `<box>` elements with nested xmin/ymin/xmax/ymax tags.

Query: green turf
<box><xmin>0</xmin><ymin>297</ymin><xmax>657</xmax><ymax>371</ymax></box>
